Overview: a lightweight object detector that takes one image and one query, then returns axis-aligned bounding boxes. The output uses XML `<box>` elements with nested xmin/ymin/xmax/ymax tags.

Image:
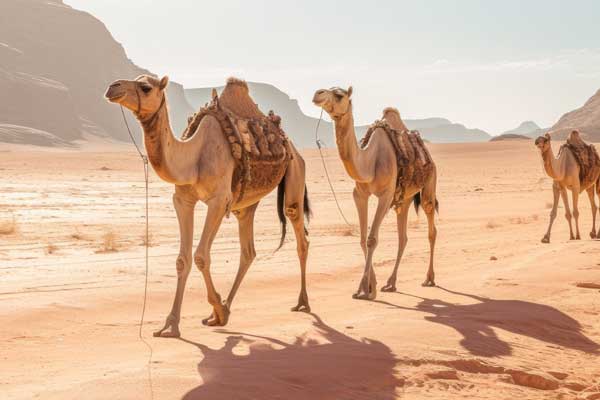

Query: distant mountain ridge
<box><xmin>185</xmin><ymin>84</ymin><xmax>491</xmax><ymax>146</ymax></box>
<box><xmin>502</xmin><ymin>121</ymin><xmax>541</xmax><ymax>136</ymax></box>
<box><xmin>549</xmin><ymin>89</ymin><xmax>600</xmax><ymax>141</ymax></box>
<box><xmin>0</xmin><ymin>0</ymin><xmax>193</xmax><ymax>146</ymax></box>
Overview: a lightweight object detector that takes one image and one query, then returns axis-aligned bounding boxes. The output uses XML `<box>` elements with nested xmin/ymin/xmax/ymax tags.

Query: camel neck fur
<box><xmin>541</xmin><ymin>145</ymin><xmax>564</xmax><ymax>181</ymax></box>
<box><xmin>139</xmin><ymin>99</ymin><xmax>199</xmax><ymax>185</ymax></box>
<box><xmin>333</xmin><ymin>104</ymin><xmax>372</xmax><ymax>182</ymax></box>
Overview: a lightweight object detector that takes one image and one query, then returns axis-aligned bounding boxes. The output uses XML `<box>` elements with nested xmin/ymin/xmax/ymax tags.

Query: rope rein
<box><xmin>314</xmin><ymin>109</ymin><xmax>354</xmax><ymax>228</ymax></box>
<box><xmin>119</xmin><ymin>105</ymin><xmax>154</xmax><ymax>400</ymax></box>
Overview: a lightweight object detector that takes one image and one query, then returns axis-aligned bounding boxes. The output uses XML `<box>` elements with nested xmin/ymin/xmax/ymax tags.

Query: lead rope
<box><xmin>119</xmin><ymin>106</ymin><xmax>154</xmax><ymax>400</ymax></box>
<box><xmin>314</xmin><ymin>109</ymin><xmax>355</xmax><ymax>229</ymax></box>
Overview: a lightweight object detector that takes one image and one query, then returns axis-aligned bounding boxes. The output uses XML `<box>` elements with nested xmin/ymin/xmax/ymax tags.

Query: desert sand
<box><xmin>1</xmin><ymin>140</ymin><xmax>599</xmax><ymax>399</ymax></box>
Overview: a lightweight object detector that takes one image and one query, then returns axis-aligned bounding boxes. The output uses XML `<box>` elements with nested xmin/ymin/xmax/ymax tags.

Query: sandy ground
<box><xmin>1</xmin><ymin>141</ymin><xmax>599</xmax><ymax>399</ymax></box>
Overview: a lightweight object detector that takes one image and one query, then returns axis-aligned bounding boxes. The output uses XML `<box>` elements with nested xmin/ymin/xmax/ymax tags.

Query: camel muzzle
<box><xmin>105</xmin><ymin>82</ymin><xmax>126</xmax><ymax>102</ymax></box>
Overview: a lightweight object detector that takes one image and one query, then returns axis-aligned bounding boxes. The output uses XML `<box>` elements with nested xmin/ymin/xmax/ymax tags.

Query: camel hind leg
<box><xmin>571</xmin><ymin>189</ymin><xmax>581</xmax><ymax>240</ymax></box>
<box><xmin>586</xmin><ymin>187</ymin><xmax>597</xmax><ymax>238</ymax></box>
<box><xmin>381</xmin><ymin>199</ymin><xmax>411</xmax><ymax>292</ymax></box>
<box><xmin>420</xmin><ymin>168</ymin><xmax>438</xmax><ymax>287</ymax></box>
<box><xmin>283</xmin><ymin>154</ymin><xmax>311</xmax><ymax>312</ymax></box>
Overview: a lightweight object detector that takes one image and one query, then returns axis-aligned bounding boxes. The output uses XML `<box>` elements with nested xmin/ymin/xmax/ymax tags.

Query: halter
<box><xmin>134</xmin><ymin>84</ymin><xmax>166</xmax><ymax>130</ymax></box>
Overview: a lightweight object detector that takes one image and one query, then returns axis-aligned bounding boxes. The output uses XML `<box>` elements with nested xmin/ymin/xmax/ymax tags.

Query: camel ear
<box><xmin>347</xmin><ymin>86</ymin><xmax>353</xmax><ymax>98</ymax></box>
<box><xmin>159</xmin><ymin>75</ymin><xmax>169</xmax><ymax>90</ymax></box>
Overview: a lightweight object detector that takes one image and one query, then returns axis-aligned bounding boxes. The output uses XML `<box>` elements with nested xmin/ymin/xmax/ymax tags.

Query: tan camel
<box><xmin>313</xmin><ymin>87</ymin><xmax>438</xmax><ymax>300</ymax></box>
<box><xmin>105</xmin><ymin>75</ymin><xmax>311</xmax><ymax>337</ymax></box>
<box><xmin>534</xmin><ymin>132</ymin><xmax>600</xmax><ymax>243</ymax></box>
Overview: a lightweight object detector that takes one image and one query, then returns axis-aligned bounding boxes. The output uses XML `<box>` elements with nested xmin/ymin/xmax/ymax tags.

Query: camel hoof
<box><xmin>153</xmin><ymin>315</ymin><xmax>180</xmax><ymax>338</ymax></box>
<box><xmin>291</xmin><ymin>304</ymin><xmax>311</xmax><ymax>313</ymax></box>
<box><xmin>352</xmin><ymin>291</ymin><xmax>377</xmax><ymax>301</ymax></box>
<box><xmin>421</xmin><ymin>280</ymin><xmax>436</xmax><ymax>287</ymax></box>
<box><xmin>590</xmin><ymin>231</ymin><xmax>597</xmax><ymax>239</ymax></box>
<box><xmin>202</xmin><ymin>304</ymin><xmax>230</xmax><ymax>327</ymax></box>
<box><xmin>153</xmin><ymin>329</ymin><xmax>180</xmax><ymax>338</ymax></box>
<box><xmin>381</xmin><ymin>284</ymin><xmax>396</xmax><ymax>292</ymax></box>
<box><xmin>541</xmin><ymin>236</ymin><xmax>550</xmax><ymax>244</ymax></box>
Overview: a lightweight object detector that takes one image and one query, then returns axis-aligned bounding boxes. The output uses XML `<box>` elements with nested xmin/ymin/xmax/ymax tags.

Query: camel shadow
<box><xmin>180</xmin><ymin>313</ymin><xmax>402</xmax><ymax>400</ymax></box>
<box><xmin>390</xmin><ymin>287</ymin><xmax>599</xmax><ymax>357</ymax></box>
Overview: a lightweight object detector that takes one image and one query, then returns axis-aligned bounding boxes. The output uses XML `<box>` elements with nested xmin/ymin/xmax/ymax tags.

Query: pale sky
<box><xmin>66</xmin><ymin>0</ymin><xmax>600</xmax><ymax>134</ymax></box>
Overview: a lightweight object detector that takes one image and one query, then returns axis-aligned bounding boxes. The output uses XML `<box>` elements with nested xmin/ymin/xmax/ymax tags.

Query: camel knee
<box><xmin>422</xmin><ymin>200</ymin><xmax>435</xmax><ymax>215</ymax></box>
<box><xmin>565</xmin><ymin>211</ymin><xmax>572</xmax><ymax>220</ymax></box>
<box><xmin>367</xmin><ymin>235</ymin><xmax>377</xmax><ymax>250</ymax></box>
<box><xmin>285</xmin><ymin>203</ymin><xmax>299</xmax><ymax>221</ymax></box>
<box><xmin>194</xmin><ymin>251</ymin><xmax>209</xmax><ymax>272</ymax></box>
<box><xmin>176</xmin><ymin>254</ymin><xmax>191</xmax><ymax>277</ymax></box>
<box><xmin>549</xmin><ymin>209</ymin><xmax>557</xmax><ymax>219</ymax></box>
<box><xmin>573</xmin><ymin>209</ymin><xmax>580</xmax><ymax>219</ymax></box>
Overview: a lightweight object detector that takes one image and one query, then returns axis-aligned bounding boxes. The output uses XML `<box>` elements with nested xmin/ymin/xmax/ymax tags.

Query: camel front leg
<box><xmin>195</xmin><ymin>196</ymin><xmax>230</xmax><ymax>327</ymax></box>
<box><xmin>572</xmin><ymin>189</ymin><xmax>581</xmax><ymax>240</ymax></box>
<box><xmin>353</xmin><ymin>192</ymin><xmax>393</xmax><ymax>301</ymax></box>
<box><xmin>587</xmin><ymin>187</ymin><xmax>598</xmax><ymax>238</ymax></box>
<box><xmin>381</xmin><ymin>199</ymin><xmax>410</xmax><ymax>292</ymax></box>
<box><xmin>542</xmin><ymin>182</ymin><xmax>560</xmax><ymax>243</ymax></box>
<box><xmin>353</xmin><ymin>187</ymin><xmax>369</xmax><ymax>260</ymax></box>
<box><xmin>224</xmin><ymin>202</ymin><xmax>258</xmax><ymax>310</ymax></box>
<box><xmin>560</xmin><ymin>188</ymin><xmax>575</xmax><ymax>240</ymax></box>
<box><xmin>154</xmin><ymin>190</ymin><xmax>196</xmax><ymax>338</ymax></box>
<box><xmin>421</xmin><ymin>195</ymin><xmax>438</xmax><ymax>287</ymax></box>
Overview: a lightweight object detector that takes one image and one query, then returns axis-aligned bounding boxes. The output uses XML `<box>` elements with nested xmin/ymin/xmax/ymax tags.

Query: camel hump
<box><xmin>567</xmin><ymin>130</ymin><xmax>585</xmax><ymax>146</ymax></box>
<box><xmin>382</xmin><ymin>107</ymin><xmax>408</xmax><ymax>131</ymax></box>
<box><xmin>219</xmin><ymin>77</ymin><xmax>265</xmax><ymax>119</ymax></box>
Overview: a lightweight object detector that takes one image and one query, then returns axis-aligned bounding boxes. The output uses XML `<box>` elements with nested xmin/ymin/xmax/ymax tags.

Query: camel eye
<box><xmin>334</xmin><ymin>93</ymin><xmax>344</xmax><ymax>101</ymax></box>
<box><xmin>140</xmin><ymin>84</ymin><xmax>152</xmax><ymax>94</ymax></box>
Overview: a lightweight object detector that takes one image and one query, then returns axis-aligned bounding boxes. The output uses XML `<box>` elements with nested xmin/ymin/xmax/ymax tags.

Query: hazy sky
<box><xmin>66</xmin><ymin>0</ymin><xmax>600</xmax><ymax>134</ymax></box>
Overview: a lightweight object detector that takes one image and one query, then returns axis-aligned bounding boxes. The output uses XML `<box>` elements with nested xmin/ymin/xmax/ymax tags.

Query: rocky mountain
<box><xmin>0</xmin><ymin>0</ymin><xmax>193</xmax><ymax>146</ymax></box>
<box><xmin>502</xmin><ymin>121</ymin><xmax>541</xmax><ymax>136</ymax></box>
<box><xmin>185</xmin><ymin>84</ymin><xmax>491</xmax><ymax>146</ymax></box>
<box><xmin>550</xmin><ymin>89</ymin><xmax>600</xmax><ymax>141</ymax></box>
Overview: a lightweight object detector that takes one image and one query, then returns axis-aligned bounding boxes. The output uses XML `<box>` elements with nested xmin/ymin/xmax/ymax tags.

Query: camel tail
<box><xmin>413</xmin><ymin>192</ymin><xmax>439</xmax><ymax>214</ymax></box>
<box><xmin>276</xmin><ymin>174</ymin><xmax>287</xmax><ymax>252</ymax></box>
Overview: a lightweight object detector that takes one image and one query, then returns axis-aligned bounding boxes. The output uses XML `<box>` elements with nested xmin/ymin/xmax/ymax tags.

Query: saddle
<box><xmin>182</xmin><ymin>80</ymin><xmax>292</xmax><ymax>204</ymax></box>
<box><xmin>360</xmin><ymin>120</ymin><xmax>434</xmax><ymax>209</ymax></box>
<box><xmin>561</xmin><ymin>130</ymin><xmax>600</xmax><ymax>189</ymax></box>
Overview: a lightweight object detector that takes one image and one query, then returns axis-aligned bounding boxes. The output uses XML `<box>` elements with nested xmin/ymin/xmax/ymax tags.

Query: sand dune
<box><xmin>1</xmin><ymin>141</ymin><xmax>599</xmax><ymax>399</ymax></box>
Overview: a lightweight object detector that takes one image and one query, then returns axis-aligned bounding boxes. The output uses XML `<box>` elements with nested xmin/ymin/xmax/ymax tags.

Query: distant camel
<box><xmin>535</xmin><ymin>131</ymin><xmax>600</xmax><ymax>243</ymax></box>
<box><xmin>105</xmin><ymin>75</ymin><xmax>311</xmax><ymax>337</ymax></box>
<box><xmin>313</xmin><ymin>86</ymin><xmax>438</xmax><ymax>300</ymax></box>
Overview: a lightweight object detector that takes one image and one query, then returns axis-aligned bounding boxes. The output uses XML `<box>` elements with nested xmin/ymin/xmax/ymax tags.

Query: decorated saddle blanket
<box><xmin>360</xmin><ymin>120</ymin><xmax>434</xmax><ymax>209</ymax></box>
<box><xmin>182</xmin><ymin>79</ymin><xmax>292</xmax><ymax>203</ymax></box>
<box><xmin>561</xmin><ymin>131</ymin><xmax>600</xmax><ymax>189</ymax></box>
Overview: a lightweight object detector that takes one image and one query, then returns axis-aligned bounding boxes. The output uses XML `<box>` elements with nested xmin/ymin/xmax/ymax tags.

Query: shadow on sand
<box><xmin>381</xmin><ymin>287</ymin><xmax>599</xmax><ymax>357</ymax></box>
<box><xmin>180</xmin><ymin>313</ymin><xmax>401</xmax><ymax>400</ymax></box>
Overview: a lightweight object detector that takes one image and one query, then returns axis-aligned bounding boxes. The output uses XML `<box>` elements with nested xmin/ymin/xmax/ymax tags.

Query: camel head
<box><xmin>312</xmin><ymin>86</ymin><xmax>353</xmax><ymax>120</ymax></box>
<box><xmin>104</xmin><ymin>75</ymin><xmax>169</xmax><ymax>117</ymax></box>
<box><xmin>534</xmin><ymin>132</ymin><xmax>551</xmax><ymax>153</ymax></box>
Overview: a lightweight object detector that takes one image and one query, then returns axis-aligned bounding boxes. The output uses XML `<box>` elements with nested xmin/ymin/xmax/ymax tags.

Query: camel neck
<box><xmin>541</xmin><ymin>146</ymin><xmax>562</xmax><ymax>181</ymax></box>
<box><xmin>139</xmin><ymin>100</ymin><xmax>198</xmax><ymax>184</ymax></box>
<box><xmin>332</xmin><ymin>105</ymin><xmax>371</xmax><ymax>182</ymax></box>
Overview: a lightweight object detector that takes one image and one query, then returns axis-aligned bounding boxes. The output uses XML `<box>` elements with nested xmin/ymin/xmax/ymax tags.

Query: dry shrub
<box><xmin>45</xmin><ymin>243</ymin><xmax>58</xmax><ymax>255</ymax></box>
<box><xmin>485</xmin><ymin>220</ymin><xmax>501</xmax><ymax>229</ymax></box>
<box><xmin>97</xmin><ymin>231</ymin><xmax>119</xmax><ymax>253</ymax></box>
<box><xmin>140</xmin><ymin>232</ymin><xmax>155</xmax><ymax>246</ymax></box>
<box><xmin>0</xmin><ymin>215</ymin><xmax>18</xmax><ymax>235</ymax></box>
<box><xmin>71</xmin><ymin>228</ymin><xmax>85</xmax><ymax>241</ymax></box>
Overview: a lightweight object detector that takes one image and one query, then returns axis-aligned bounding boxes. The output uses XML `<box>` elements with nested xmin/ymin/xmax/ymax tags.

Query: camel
<box><xmin>312</xmin><ymin>86</ymin><xmax>438</xmax><ymax>300</ymax></box>
<box><xmin>534</xmin><ymin>131</ymin><xmax>600</xmax><ymax>243</ymax></box>
<box><xmin>105</xmin><ymin>75</ymin><xmax>311</xmax><ymax>337</ymax></box>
